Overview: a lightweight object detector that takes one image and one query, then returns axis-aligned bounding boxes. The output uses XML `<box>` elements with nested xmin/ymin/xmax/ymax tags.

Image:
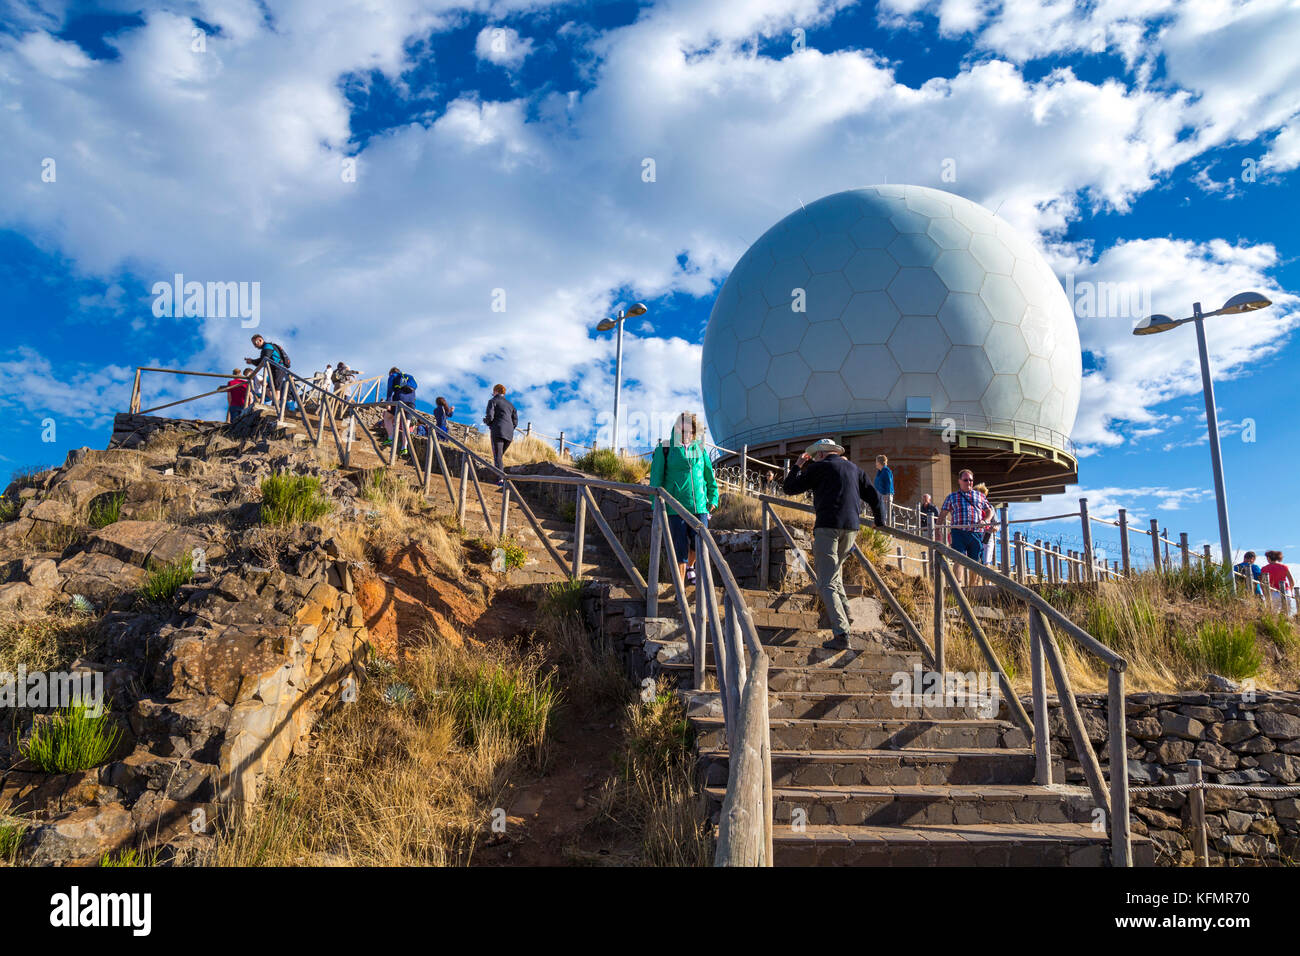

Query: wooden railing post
<box><xmin>344</xmin><ymin>414</ymin><xmax>355</xmax><ymax>467</ymax></box>
<box><xmin>1108</xmin><ymin>664</ymin><xmax>1132</xmax><ymax>867</ymax></box>
<box><xmin>647</xmin><ymin>492</ymin><xmax>662</xmax><ymax>618</ymax></box>
<box><xmin>1080</xmin><ymin>498</ymin><xmax>1094</xmax><ymax>583</ymax></box>
<box><xmin>1188</xmin><ymin>759</ymin><xmax>1208</xmax><ymax>866</ymax></box>
<box><xmin>1149</xmin><ymin>519</ymin><xmax>1161</xmax><ymax>572</ymax></box>
<box><xmin>129</xmin><ymin>368</ymin><xmax>142</xmax><ymax>414</ymax></box>
<box><xmin>558</xmin><ymin>431</ymin><xmax>565</xmax><ymax>457</ymax></box>
<box><xmin>741</xmin><ymin>444</ymin><xmax>748</xmax><ymax>495</ymax></box>
<box><xmin>387</xmin><ymin>406</ymin><xmax>399</xmax><ymax>467</ymax></box>
<box><xmin>1034</xmin><ymin>539</ymin><xmax>1042</xmax><ymax>582</ymax></box>
<box><xmin>572</xmin><ymin>486</ymin><xmax>586</xmax><ymax>579</ymax></box>
<box><xmin>1118</xmin><ymin>508</ymin><xmax>1131</xmax><ymax>577</ymax></box>
<box><xmin>423</xmin><ymin>429</ymin><xmax>434</xmax><ymax>493</ymax></box>
<box><xmin>1013</xmin><ymin>532</ymin><xmax>1025</xmax><ymax>584</ymax></box>
<box><xmin>932</xmin><ymin>552</ymin><xmax>945</xmax><ymax>674</ymax></box>
<box><xmin>498</xmin><ymin>482</ymin><xmax>510</xmax><ymax>539</ymax></box>
<box><xmin>760</xmin><ymin>501</ymin><xmax>771</xmax><ymax>590</ymax></box>
<box><xmin>1162</xmin><ymin>526</ymin><xmax>1170</xmax><ymax>570</ymax></box>
<box><xmin>999</xmin><ymin>503</ymin><xmax>1010</xmax><ymax>575</ymax></box>
<box><xmin>1031</xmin><ymin>616</ymin><xmax>1051</xmax><ymax>785</ymax></box>
<box><xmin>458</xmin><ymin>457</ymin><xmax>469</xmax><ymax>528</ymax></box>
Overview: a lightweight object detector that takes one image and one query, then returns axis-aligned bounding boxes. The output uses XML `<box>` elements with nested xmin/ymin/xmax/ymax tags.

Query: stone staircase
<box><xmin>275</xmin><ymin>402</ymin><xmax>1152</xmax><ymax>866</ymax></box>
<box><xmin>660</xmin><ymin>588</ymin><xmax>1155</xmax><ymax>866</ymax></box>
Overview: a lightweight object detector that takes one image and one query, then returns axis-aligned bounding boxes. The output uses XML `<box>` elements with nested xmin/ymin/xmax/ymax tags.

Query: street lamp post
<box><xmin>596</xmin><ymin>302</ymin><xmax>648</xmax><ymax>452</ymax></box>
<box><xmin>1135</xmin><ymin>291</ymin><xmax>1272</xmax><ymax>585</ymax></box>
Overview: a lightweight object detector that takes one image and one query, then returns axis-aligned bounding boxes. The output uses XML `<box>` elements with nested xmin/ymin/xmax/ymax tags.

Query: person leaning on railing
<box><xmin>940</xmin><ymin>469</ymin><xmax>992</xmax><ymax>586</ymax></box>
<box><xmin>782</xmin><ymin>438</ymin><xmax>883</xmax><ymax>646</ymax></box>
<box><xmin>223</xmin><ymin>368</ymin><xmax>250</xmax><ymax>423</ymax></box>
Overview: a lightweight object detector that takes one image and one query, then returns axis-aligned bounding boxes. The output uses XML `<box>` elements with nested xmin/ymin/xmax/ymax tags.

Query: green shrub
<box><xmin>87</xmin><ymin>493</ymin><xmax>124</xmax><ymax>529</ymax></box>
<box><xmin>1257</xmin><ymin>611</ymin><xmax>1296</xmax><ymax>649</ymax></box>
<box><xmin>857</xmin><ymin>526</ymin><xmax>890</xmax><ymax>562</ymax></box>
<box><xmin>21</xmin><ymin>704</ymin><xmax>122</xmax><ymax>773</ymax></box>
<box><xmin>446</xmin><ymin>663</ymin><xmax>556</xmax><ymax>759</ymax></box>
<box><xmin>260</xmin><ymin>472</ymin><xmax>334</xmax><ymax>525</ymax></box>
<box><xmin>574</xmin><ymin>448</ymin><xmax>648</xmax><ymax>485</ymax></box>
<box><xmin>0</xmin><ymin>819</ymin><xmax>26</xmax><ymax>863</ymax></box>
<box><xmin>139</xmin><ymin>555</ymin><xmax>194</xmax><ymax>604</ymax></box>
<box><xmin>1179</xmin><ymin>622</ymin><xmax>1263</xmax><ymax>680</ymax></box>
<box><xmin>1167</xmin><ymin>562</ymin><xmax>1235</xmax><ymax>602</ymax></box>
<box><xmin>558</xmin><ymin>500</ymin><xmax>577</xmax><ymax>523</ymax></box>
<box><xmin>0</xmin><ymin>498</ymin><xmax>18</xmax><ymax>523</ymax></box>
<box><xmin>498</xmin><ymin>539</ymin><xmax>527</xmax><ymax>570</ymax></box>
<box><xmin>541</xmin><ymin>578</ymin><xmax>585</xmax><ymax>619</ymax></box>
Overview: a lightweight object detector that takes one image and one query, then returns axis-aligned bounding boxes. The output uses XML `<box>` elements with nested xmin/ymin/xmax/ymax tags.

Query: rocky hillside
<box><xmin>0</xmin><ymin>409</ymin><xmax>373</xmax><ymax>865</ymax></box>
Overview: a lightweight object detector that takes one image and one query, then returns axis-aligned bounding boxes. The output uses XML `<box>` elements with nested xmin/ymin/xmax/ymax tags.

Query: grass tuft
<box><xmin>260</xmin><ymin>472</ymin><xmax>334</xmax><ymax>525</ymax></box>
<box><xmin>139</xmin><ymin>555</ymin><xmax>194</xmax><ymax>604</ymax></box>
<box><xmin>21</xmin><ymin>704</ymin><xmax>122</xmax><ymax>773</ymax></box>
<box><xmin>574</xmin><ymin>448</ymin><xmax>648</xmax><ymax>485</ymax></box>
<box><xmin>445</xmin><ymin>661</ymin><xmax>556</xmax><ymax>763</ymax></box>
<box><xmin>0</xmin><ymin>819</ymin><xmax>27</xmax><ymax>864</ymax></box>
<box><xmin>1181</xmin><ymin>621</ymin><xmax>1263</xmax><ymax>680</ymax></box>
<box><xmin>87</xmin><ymin>492</ymin><xmax>124</xmax><ymax>529</ymax></box>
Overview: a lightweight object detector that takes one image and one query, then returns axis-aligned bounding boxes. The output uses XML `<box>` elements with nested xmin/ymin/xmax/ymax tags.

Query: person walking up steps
<box><xmin>783</xmin><ymin>438</ymin><xmax>883</xmax><ymax>646</ymax></box>
<box><xmin>1262</xmin><ymin>551</ymin><xmax>1295</xmax><ymax>611</ymax></box>
<box><xmin>382</xmin><ymin>366</ymin><xmax>418</xmax><ymax>457</ymax></box>
<box><xmin>434</xmin><ymin>396</ymin><xmax>455</xmax><ymax>437</ymax></box>
<box><xmin>245</xmin><ymin>335</ymin><xmax>293</xmax><ymax>410</ymax></box>
<box><xmin>484</xmin><ymin>384</ymin><xmax>518</xmax><ymax>485</ymax></box>
<box><xmin>940</xmin><ymin>469</ymin><xmax>992</xmax><ymax>586</ymax></box>
<box><xmin>224</xmin><ymin>368</ymin><xmax>249</xmax><ymax>423</ymax></box>
<box><xmin>649</xmin><ymin>412</ymin><xmax>719</xmax><ymax>586</ymax></box>
<box><xmin>874</xmin><ymin>455</ymin><xmax>894</xmax><ymax>527</ymax></box>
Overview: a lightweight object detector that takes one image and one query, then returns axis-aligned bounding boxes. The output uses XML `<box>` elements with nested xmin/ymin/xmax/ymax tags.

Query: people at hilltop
<box><xmin>1262</xmin><ymin>551</ymin><xmax>1294</xmax><ymax>610</ymax></box>
<box><xmin>975</xmin><ymin>481</ymin><xmax>996</xmax><ymax>565</ymax></box>
<box><xmin>382</xmin><ymin>366</ymin><xmax>418</xmax><ymax>457</ymax></box>
<box><xmin>434</xmin><ymin>396</ymin><xmax>455</xmax><ymax>437</ymax></box>
<box><xmin>1234</xmin><ymin>551</ymin><xmax>1264</xmax><ymax>596</ymax></box>
<box><xmin>940</xmin><ymin>469</ymin><xmax>992</xmax><ymax>586</ymax></box>
<box><xmin>650</xmin><ymin>412</ymin><xmax>719</xmax><ymax>587</ymax></box>
<box><xmin>244</xmin><ymin>335</ymin><xmax>293</xmax><ymax>410</ymax></box>
<box><xmin>224</xmin><ymin>368</ymin><xmax>249</xmax><ymax>423</ymax></box>
<box><xmin>919</xmin><ymin>493</ymin><xmax>940</xmax><ymax>534</ymax></box>
<box><xmin>331</xmin><ymin>362</ymin><xmax>359</xmax><ymax>394</ymax></box>
<box><xmin>483</xmin><ymin>384</ymin><xmax>518</xmax><ymax>484</ymax></box>
<box><xmin>782</xmin><ymin>438</ymin><xmax>883</xmax><ymax>645</ymax></box>
<box><xmin>873</xmin><ymin>455</ymin><xmax>894</xmax><ymax>527</ymax></box>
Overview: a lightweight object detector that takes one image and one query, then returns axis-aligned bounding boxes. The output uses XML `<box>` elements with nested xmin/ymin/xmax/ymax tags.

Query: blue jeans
<box><xmin>667</xmin><ymin>513</ymin><xmax>708</xmax><ymax>562</ymax></box>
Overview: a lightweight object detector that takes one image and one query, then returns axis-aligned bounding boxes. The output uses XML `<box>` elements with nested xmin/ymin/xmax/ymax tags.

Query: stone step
<box><xmin>768</xmin><ymin>823</ymin><xmax>1141</xmax><ymax>867</ymax></box>
<box><xmin>672</xmin><ymin>666</ymin><xmax>966</xmax><ymax>698</ymax></box>
<box><xmin>699</xmin><ymin>747</ymin><xmax>1040</xmax><ymax>788</ymax></box>
<box><xmin>704</xmin><ymin>783</ymin><xmax>1098</xmax><ymax>827</ymax></box>
<box><xmin>691</xmin><ymin>716</ymin><xmax>1026</xmax><ymax>751</ymax></box>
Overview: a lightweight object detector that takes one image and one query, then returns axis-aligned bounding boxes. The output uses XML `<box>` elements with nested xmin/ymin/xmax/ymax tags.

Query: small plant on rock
<box><xmin>260</xmin><ymin>472</ymin><xmax>334</xmax><ymax>526</ymax></box>
<box><xmin>0</xmin><ymin>819</ymin><xmax>27</xmax><ymax>864</ymax></box>
<box><xmin>87</xmin><ymin>492</ymin><xmax>124</xmax><ymax>529</ymax></box>
<box><xmin>21</xmin><ymin>704</ymin><xmax>123</xmax><ymax>773</ymax></box>
<box><xmin>139</xmin><ymin>554</ymin><xmax>194</xmax><ymax>604</ymax></box>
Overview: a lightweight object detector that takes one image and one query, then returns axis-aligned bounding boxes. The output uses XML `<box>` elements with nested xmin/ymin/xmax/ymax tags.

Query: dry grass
<box><xmin>0</xmin><ymin>603</ymin><xmax>102</xmax><ymax>675</ymax></box>
<box><xmin>586</xmin><ymin>677</ymin><xmax>713</xmax><ymax>866</ymax></box>
<box><xmin>352</xmin><ymin>468</ymin><xmax>463</xmax><ymax>576</ymax></box>
<box><xmin>466</xmin><ymin>433</ymin><xmax>559</xmax><ymax>466</ymax></box>
<box><xmin>709</xmin><ymin>491</ymin><xmax>814</xmax><ymax>533</ymax></box>
<box><xmin>880</xmin><ymin>566</ymin><xmax>1299</xmax><ymax>694</ymax></box>
<box><xmin>206</xmin><ymin>635</ymin><xmax>548</xmax><ymax>866</ymax></box>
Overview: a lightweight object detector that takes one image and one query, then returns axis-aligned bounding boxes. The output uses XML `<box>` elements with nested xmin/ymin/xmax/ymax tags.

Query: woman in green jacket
<box><xmin>649</xmin><ymin>411</ymin><xmax>719</xmax><ymax>585</ymax></box>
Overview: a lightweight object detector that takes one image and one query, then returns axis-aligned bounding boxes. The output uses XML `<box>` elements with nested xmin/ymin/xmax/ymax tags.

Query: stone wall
<box><xmin>1029</xmin><ymin>691</ymin><xmax>1300</xmax><ymax>865</ymax></box>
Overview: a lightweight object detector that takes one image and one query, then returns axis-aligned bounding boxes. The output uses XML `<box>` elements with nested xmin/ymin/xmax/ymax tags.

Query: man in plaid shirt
<box><xmin>940</xmin><ymin>469</ymin><xmax>992</xmax><ymax>585</ymax></box>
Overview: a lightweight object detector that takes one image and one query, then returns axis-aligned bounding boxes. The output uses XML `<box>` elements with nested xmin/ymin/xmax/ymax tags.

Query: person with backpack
<box><xmin>783</xmin><ymin>438</ymin><xmax>883</xmax><ymax>644</ymax></box>
<box><xmin>483</xmin><ymin>384</ymin><xmax>518</xmax><ymax>484</ymax></box>
<box><xmin>224</xmin><ymin>368</ymin><xmax>249</xmax><ymax>423</ymax></box>
<box><xmin>434</xmin><ymin>396</ymin><xmax>455</xmax><ymax>437</ymax></box>
<box><xmin>1234</xmin><ymin>551</ymin><xmax>1264</xmax><ymax>596</ymax></box>
<box><xmin>649</xmin><ymin>412</ymin><xmax>719</xmax><ymax>586</ymax></box>
<box><xmin>245</xmin><ymin>335</ymin><xmax>294</xmax><ymax>410</ymax></box>
<box><xmin>383</xmin><ymin>366</ymin><xmax>418</xmax><ymax>457</ymax></box>
<box><xmin>873</xmin><ymin>455</ymin><xmax>894</xmax><ymax>527</ymax></box>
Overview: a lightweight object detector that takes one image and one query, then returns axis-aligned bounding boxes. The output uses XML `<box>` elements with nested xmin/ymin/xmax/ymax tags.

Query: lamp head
<box><xmin>1133</xmin><ymin>313</ymin><xmax>1177</xmax><ymax>336</ymax></box>
<box><xmin>625</xmin><ymin>302</ymin><xmax>648</xmax><ymax>317</ymax></box>
<box><xmin>1218</xmin><ymin>291</ymin><xmax>1272</xmax><ymax>315</ymax></box>
<box><xmin>596</xmin><ymin>318</ymin><xmax>618</xmax><ymax>332</ymax></box>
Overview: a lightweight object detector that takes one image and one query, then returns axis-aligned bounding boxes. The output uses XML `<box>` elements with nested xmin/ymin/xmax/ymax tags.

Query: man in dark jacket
<box><xmin>783</xmin><ymin>438</ymin><xmax>883</xmax><ymax>642</ymax></box>
<box><xmin>244</xmin><ymin>334</ymin><xmax>292</xmax><ymax>410</ymax></box>
<box><xmin>484</xmin><ymin>383</ymin><xmax>518</xmax><ymax>484</ymax></box>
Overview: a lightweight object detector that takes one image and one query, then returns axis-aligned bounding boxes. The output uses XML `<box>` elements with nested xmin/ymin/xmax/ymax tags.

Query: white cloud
<box><xmin>0</xmin><ymin>0</ymin><xmax>1296</xmax><ymax>455</ymax></box>
<box><xmin>475</xmin><ymin>26</ymin><xmax>535</xmax><ymax>69</ymax></box>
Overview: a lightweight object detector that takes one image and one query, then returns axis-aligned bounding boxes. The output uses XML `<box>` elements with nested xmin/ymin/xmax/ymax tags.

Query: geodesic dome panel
<box><xmin>700</xmin><ymin>185</ymin><xmax>1081</xmax><ymax>448</ymax></box>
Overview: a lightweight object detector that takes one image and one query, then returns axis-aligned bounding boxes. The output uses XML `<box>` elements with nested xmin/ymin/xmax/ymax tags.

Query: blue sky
<box><xmin>1</xmin><ymin>0</ymin><xmax>1298</xmax><ymax>565</ymax></box>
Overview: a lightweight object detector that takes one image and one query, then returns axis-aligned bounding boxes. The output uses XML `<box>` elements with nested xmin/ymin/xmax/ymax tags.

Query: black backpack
<box><xmin>268</xmin><ymin>342</ymin><xmax>291</xmax><ymax>369</ymax></box>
